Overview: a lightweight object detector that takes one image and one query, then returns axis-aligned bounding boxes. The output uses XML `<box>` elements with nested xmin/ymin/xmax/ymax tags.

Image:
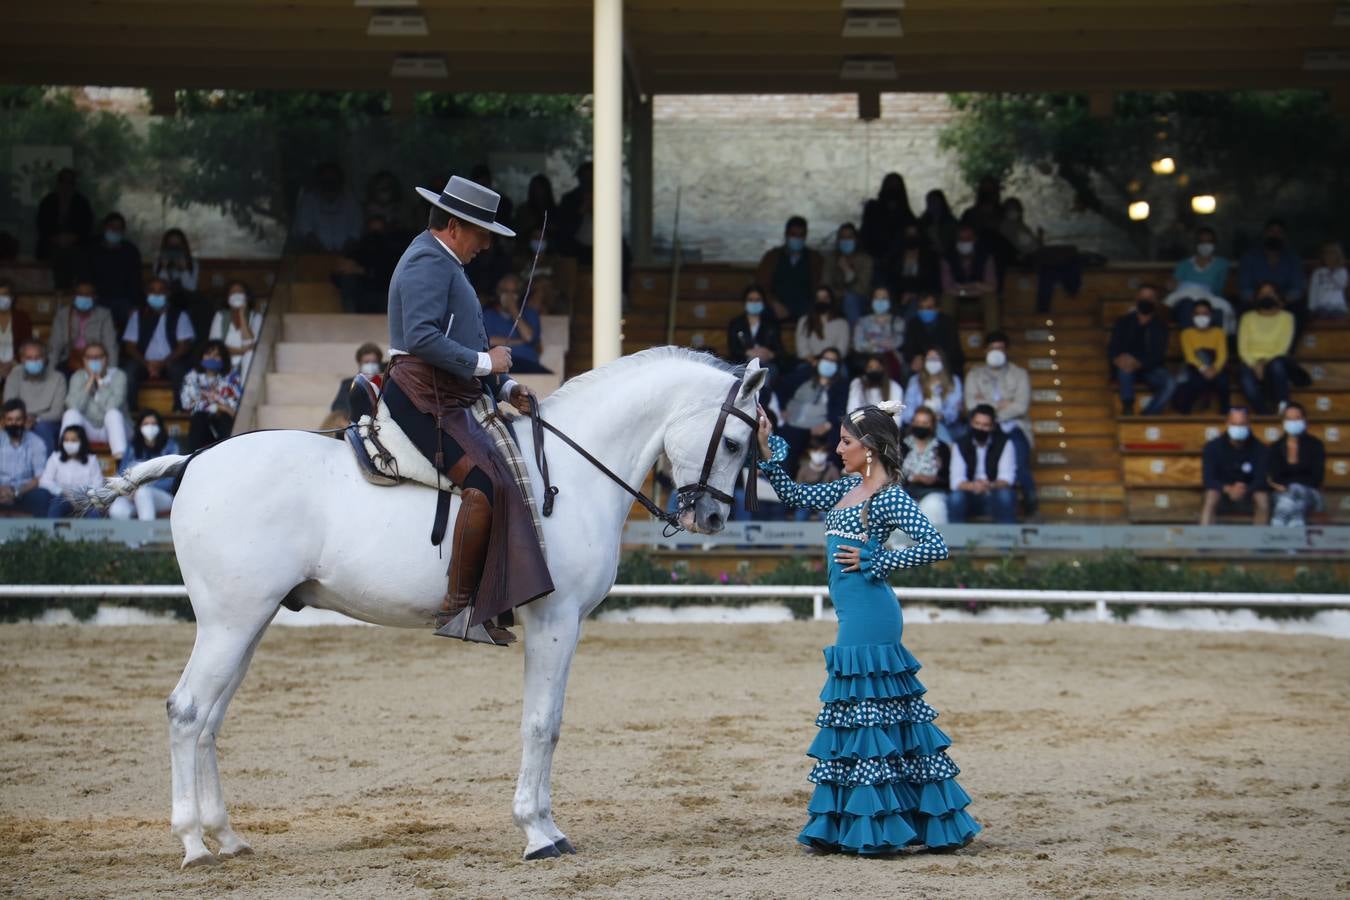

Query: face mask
<box><xmin>1283</xmin><ymin>419</ymin><xmax>1306</xmax><ymax>436</ymax></box>
<box><xmin>86</xmin><ymin>359</ymin><xmax>105</xmax><ymax>375</ymax></box>
<box><xmin>1227</xmin><ymin>424</ymin><xmax>1249</xmax><ymax>441</ymax></box>
<box><xmin>1264</xmin><ymin>237</ymin><xmax>1284</xmax><ymax>253</ymax></box>
<box><xmin>146</xmin><ymin>293</ymin><xmax>167</xmax><ymax>310</ymax></box>
<box><xmin>871</xmin><ymin>298</ymin><xmax>891</xmax><ymax>315</ymax></box>
<box><xmin>73</xmin><ymin>295</ymin><xmax>94</xmax><ymax>312</ymax></box>
<box><xmin>1258</xmin><ymin>297</ymin><xmax>1278</xmax><ymax>311</ymax></box>
<box><xmin>910</xmin><ymin>425</ymin><xmax>932</xmax><ymax>440</ymax></box>
<box><xmin>104</xmin><ymin>230</ymin><xmax>123</xmax><ymax>246</ymax></box>
<box><xmin>985</xmin><ymin>349</ymin><xmax>1007</xmax><ymax>368</ymax></box>
<box><xmin>140</xmin><ymin>424</ymin><xmax>161</xmax><ymax>442</ymax></box>
<box><xmin>23</xmin><ymin>360</ymin><xmax>44</xmax><ymax>376</ymax></box>
<box><xmin>63</xmin><ymin>441</ymin><xmax>82</xmax><ymax>456</ymax></box>
<box><xmin>228</xmin><ymin>292</ymin><xmax>247</xmax><ymax>309</ymax></box>
<box><xmin>865</xmin><ymin>369</ymin><xmax>885</xmax><ymax>385</ymax></box>
<box><xmin>1191</xmin><ymin>314</ymin><xmax>1211</xmax><ymax>330</ymax></box>
<box><xmin>956</xmin><ymin>241</ymin><xmax>975</xmax><ymax>255</ymax></box>
<box><xmin>808</xmin><ymin>451</ymin><xmax>828</xmax><ymax>466</ymax></box>
<box><xmin>838</xmin><ymin>238</ymin><xmax>856</xmax><ymax>255</ymax></box>
<box><xmin>1196</xmin><ymin>242</ymin><xmax>1215</xmax><ymax>258</ymax></box>
<box><xmin>0</xmin><ymin>295</ymin><xmax>11</xmax><ymax>312</ymax></box>
<box><xmin>360</xmin><ymin>361</ymin><xmax>381</xmax><ymax>377</ymax></box>
<box><xmin>745</xmin><ymin>300</ymin><xmax>764</xmax><ymax>316</ymax></box>
<box><xmin>786</xmin><ymin>236</ymin><xmax>805</xmax><ymax>253</ymax></box>
<box><xmin>917</xmin><ymin>308</ymin><xmax>938</xmax><ymax>324</ymax></box>
<box><xmin>972</xmin><ymin>428</ymin><xmax>992</xmax><ymax>445</ymax></box>
<box><xmin>1136</xmin><ymin>300</ymin><xmax>1156</xmax><ymax>316</ymax></box>
<box><xmin>4</xmin><ymin>424</ymin><xmax>24</xmax><ymax>440</ymax></box>
<box><xmin>924</xmin><ymin>358</ymin><xmax>944</xmax><ymax>375</ymax></box>
<box><xmin>815</xmin><ymin>301</ymin><xmax>832</xmax><ymax>314</ymax></box>
<box><xmin>529</xmin><ymin>239</ymin><xmax>546</xmax><ymax>254</ymax></box>
<box><xmin>202</xmin><ymin>358</ymin><xmax>224</xmax><ymax>372</ymax></box>
<box><xmin>817</xmin><ymin>359</ymin><xmax>838</xmax><ymax>378</ymax></box>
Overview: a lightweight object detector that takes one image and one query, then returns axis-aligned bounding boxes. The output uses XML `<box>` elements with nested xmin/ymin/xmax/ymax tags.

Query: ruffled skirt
<box><xmin>798</xmin><ymin>642</ymin><xmax>981</xmax><ymax>854</ymax></box>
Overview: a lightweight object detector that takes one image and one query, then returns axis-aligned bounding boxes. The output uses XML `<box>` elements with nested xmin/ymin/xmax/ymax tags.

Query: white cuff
<box><xmin>474</xmin><ymin>351</ymin><xmax>492</xmax><ymax>377</ymax></box>
<box><xmin>498</xmin><ymin>379</ymin><xmax>519</xmax><ymax>402</ymax></box>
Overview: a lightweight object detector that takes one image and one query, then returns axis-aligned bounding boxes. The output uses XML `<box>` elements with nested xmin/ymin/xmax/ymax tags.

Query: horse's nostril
<box><xmin>708</xmin><ymin>514</ymin><xmax>723</xmax><ymax>531</ymax></box>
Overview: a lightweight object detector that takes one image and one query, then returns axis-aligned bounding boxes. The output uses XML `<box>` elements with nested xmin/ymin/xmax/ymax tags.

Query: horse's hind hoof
<box><xmin>218</xmin><ymin>844</ymin><xmax>254</xmax><ymax>860</ymax></box>
<box><xmin>525</xmin><ymin>843</ymin><xmax>563</xmax><ymax>861</ymax></box>
<box><xmin>553</xmin><ymin>838</ymin><xmax>576</xmax><ymax>855</ymax></box>
<box><xmin>181</xmin><ymin>851</ymin><xmax>220</xmax><ymax>869</ymax></box>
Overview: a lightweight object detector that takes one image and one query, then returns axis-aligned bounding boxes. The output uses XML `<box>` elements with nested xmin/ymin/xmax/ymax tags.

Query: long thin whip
<box><xmin>506</xmin><ymin>209</ymin><xmax>548</xmax><ymax>340</ymax></box>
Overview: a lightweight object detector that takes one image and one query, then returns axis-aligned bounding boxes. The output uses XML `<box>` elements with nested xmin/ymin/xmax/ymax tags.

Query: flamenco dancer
<box><xmin>756</xmin><ymin>400</ymin><xmax>981</xmax><ymax>855</ymax></box>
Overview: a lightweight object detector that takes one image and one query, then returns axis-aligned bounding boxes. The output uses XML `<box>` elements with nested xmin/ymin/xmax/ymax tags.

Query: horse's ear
<box><xmin>738</xmin><ymin>359</ymin><xmax>768</xmax><ymax>405</ymax></box>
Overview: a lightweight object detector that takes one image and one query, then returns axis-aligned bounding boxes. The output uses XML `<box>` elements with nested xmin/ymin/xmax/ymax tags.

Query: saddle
<box><xmin>344</xmin><ymin>374</ymin><xmax>456</xmax><ymax>494</ymax></box>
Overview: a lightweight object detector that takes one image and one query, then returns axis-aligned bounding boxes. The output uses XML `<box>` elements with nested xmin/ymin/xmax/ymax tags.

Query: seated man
<box><xmin>947</xmin><ymin>403</ymin><xmax>1017</xmax><ymax>524</ymax></box>
<box><xmin>3</xmin><ymin>340</ymin><xmax>66</xmax><ymax>452</ymax></box>
<box><xmin>940</xmin><ymin>224</ymin><xmax>999</xmax><ymax>332</ymax></box>
<box><xmin>755</xmin><ymin>215</ymin><xmax>822</xmax><ymax>323</ymax></box>
<box><xmin>62</xmin><ymin>342</ymin><xmax>129</xmax><ymax>461</ymax></box>
<box><xmin>1200</xmin><ymin>407</ymin><xmax>1268</xmax><ymax>525</ymax></box>
<box><xmin>1109</xmin><ymin>285</ymin><xmax>1174</xmax><ymax>415</ymax></box>
<box><xmin>47</xmin><ymin>281</ymin><xmax>119</xmax><ymax>374</ymax></box>
<box><xmin>901</xmin><ymin>291</ymin><xmax>964</xmax><ymax>378</ymax></box>
<box><xmin>964</xmin><ymin>330</ymin><xmax>1036</xmax><ymax>516</ymax></box>
<box><xmin>1174</xmin><ymin>299</ymin><xmax>1229</xmax><ymax>414</ymax></box>
<box><xmin>330</xmin><ymin>342</ymin><xmax>385</xmax><ymax>425</ymax></box>
<box><xmin>0</xmin><ymin>399</ymin><xmax>53</xmax><ymax>516</ymax></box>
<box><xmin>122</xmin><ymin>277</ymin><xmax>194</xmax><ymax>408</ymax></box>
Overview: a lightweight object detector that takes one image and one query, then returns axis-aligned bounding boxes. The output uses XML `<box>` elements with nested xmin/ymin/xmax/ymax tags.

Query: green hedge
<box><xmin>1</xmin><ymin>534</ymin><xmax>1340</xmax><ymax>623</ymax></box>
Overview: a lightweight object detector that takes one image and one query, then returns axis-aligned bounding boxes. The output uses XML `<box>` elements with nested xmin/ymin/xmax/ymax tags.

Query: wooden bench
<box><xmin>1119</xmin><ymin>419</ymin><xmax>1348</xmax><ymax>454</ymax></box>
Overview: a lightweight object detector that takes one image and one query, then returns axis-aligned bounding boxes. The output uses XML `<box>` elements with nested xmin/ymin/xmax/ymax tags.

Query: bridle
<box><xmin>523</xmin><ymin>375</ymin><xmax>759</xmax><ymax>537</ymax></box>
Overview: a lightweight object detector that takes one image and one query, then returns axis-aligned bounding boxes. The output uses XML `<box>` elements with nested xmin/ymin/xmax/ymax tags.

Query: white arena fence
<box><xmin>3</xmin><ymin>584</ymin><xmax>1349</xmax><ymax>623</ymax></box>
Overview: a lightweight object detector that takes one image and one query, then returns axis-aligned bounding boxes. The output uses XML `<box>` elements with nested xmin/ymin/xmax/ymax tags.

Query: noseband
<box><xmin>674</xmin><ymin>378</ymin><xmax>760</xmax><ymax>514</ymax></box>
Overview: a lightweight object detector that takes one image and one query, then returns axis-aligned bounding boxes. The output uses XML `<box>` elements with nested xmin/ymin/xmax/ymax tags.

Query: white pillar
<box><xmin>592</xmin><ymin>0</ymin><xmax>624</xmax><ymax>367</ymax></box>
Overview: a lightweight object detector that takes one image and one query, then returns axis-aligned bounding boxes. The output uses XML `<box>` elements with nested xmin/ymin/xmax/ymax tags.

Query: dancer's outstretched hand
<box><xmin>757</xmin><ymin>406</ymin><xmax>773</xmax><ymax>459</ymax></box>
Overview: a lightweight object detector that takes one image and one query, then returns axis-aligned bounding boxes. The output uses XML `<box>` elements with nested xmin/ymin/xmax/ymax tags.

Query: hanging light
<box><xmin>1150</xmin><ymin>157</ymin><xmax>1176</xmax><ymax>175</ymax></box>
<box><xmin>1191</xmin><ymin>194</ymin><xmax>1217</xmax><ymax>215</ymax></box>
<box><xmin>1128</xmin><ymin>201</ymin><xmax>1151</xmax><ymax>221</ymax></box>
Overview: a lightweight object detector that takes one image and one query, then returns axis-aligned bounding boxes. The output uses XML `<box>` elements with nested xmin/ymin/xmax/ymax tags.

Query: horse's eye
<box><xmin>724</xmin><ymin>438</ymin><xmax>741</xmax><ymax>454</ymax></box>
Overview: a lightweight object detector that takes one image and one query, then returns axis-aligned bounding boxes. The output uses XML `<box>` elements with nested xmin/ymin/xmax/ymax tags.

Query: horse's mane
<box><xmin>548</xmin><ymin>346</ymin><xmax>743</xmax><ymax>403</ymax></box>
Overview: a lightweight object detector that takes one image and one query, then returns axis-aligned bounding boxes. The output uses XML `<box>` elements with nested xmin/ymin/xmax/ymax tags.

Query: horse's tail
<box><xmin>75</xmin><ymin>454</ymin><xmax>193</xmax><ymax>515</ymax></box>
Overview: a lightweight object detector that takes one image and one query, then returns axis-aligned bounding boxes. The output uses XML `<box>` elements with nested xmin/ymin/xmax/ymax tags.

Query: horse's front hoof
<box><xmin>553</xmin><ymin>838</ymin><xmax>576</xmax><ymax>855</ymax></box>
<box><xmin>524</xmin><ymin>843</ymin><xmax>562</xmax><ymax>861</ymax></box>
<box><xmin>181</xmin><ymin>851</ymin><xmax>220</xmax><ymax>869</ymax></box>
<box><xmin>218</xmin><ymin>843</ymin><xmax>254</xmax><ymax>860</ymax></box>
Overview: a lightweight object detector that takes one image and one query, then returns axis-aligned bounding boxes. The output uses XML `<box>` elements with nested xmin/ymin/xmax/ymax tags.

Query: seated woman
<box><xmin>1236</xmin><ymin>283</ymin><xmax>1295</xmax><ymax>415</ymax></box>
<box><xmin>899</xmin><ymin>406</ymin><xmax>951</xmax><ymax>526</ymax></box>
<box><xmin>1309</xmin><ymin>241</ymin><xmax>1347</xmax><ymax>321</ymax></box>
<box><xmin>1266</xmin><ymin>402</ymin><xmax>1326</xmax><ymax>527</ymax></box>
<box><xmin>902</xmin><ymin>347</ymin><xmax>963</xmax><ymax>443</ymax></box>
<box><xmin>794</xmin><ymin>287</ymin><xmax>851</xmax><ymax>382</ymax></box>
<box><xmin>779</xmin><ymin>347</ymin><xmax>848</xmax><ymax>472</ymax></box>
<box><xmin>847</xmin><ymin>353</ymin><xmax>904</xmax><ymax>427</ymax></box>
<box><xmin>108</xmin><ymin>409</ymin><xmax>180</xmax><ymax>521</ymax></box>
<box><xmin>0</xmin><ymin>279</ymin><xmax>33</xmax><ymax>384</ymax></box>
<box><xmin>208</xmin><ymin>281</ymin><xmax>266</xmax><ymax>378</ymax></box>
<box><xmin>1173</xmin><ymin>299</ymin><xmax>1230</xmax><ymax>414</ymax></box>
<box><xmin>483</xmin><ymin>274</ymin><xmax>550</xmax><ymax>374</ymax></box>
<box><xmin>849</xmin><ymin>288</ymin><xmax>905</xmax><ymax>381</ymax></box>
<box><xmin>180</xmin><ymin>340</ymin><xmax>242</xmax><ymax>452</ymax></box>
<box><xmin>39</xmin><ymin>423</ymin><xmax>104</xmax><ymax>518</ymax></box>
<box><xmin>791</xmin><ymin>433</ymin><xmax>843</xmax><ymax>522</ymax></box>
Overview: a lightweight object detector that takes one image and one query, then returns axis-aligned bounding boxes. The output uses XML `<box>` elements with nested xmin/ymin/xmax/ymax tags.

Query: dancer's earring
<box><xmin>865</xmin><ymin>450</ymin><xmax>873</xmax><ymax>478</ymax></box>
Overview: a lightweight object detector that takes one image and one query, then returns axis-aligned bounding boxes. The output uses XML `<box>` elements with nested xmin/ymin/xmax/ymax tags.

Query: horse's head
<box><xmin>665</xmin><ymin>358</ymin><xmax>768</xmax><ymax>534</ymax></box>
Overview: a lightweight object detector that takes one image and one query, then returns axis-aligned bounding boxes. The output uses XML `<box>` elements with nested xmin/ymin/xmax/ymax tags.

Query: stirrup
<box><xmin>434</xmin><ymin>608</ymin><xmax>507</xmax><ymax>646</ymax></box>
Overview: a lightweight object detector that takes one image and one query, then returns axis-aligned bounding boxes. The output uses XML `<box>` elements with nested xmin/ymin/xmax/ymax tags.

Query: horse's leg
<box><xmin>513</xmin><ymin>605</ymin><xmax>582</xmax><ymax>860</ymax></box>
<box><xmin>197</xmin><ymin>616</ymin><xmax>273</xmax><ymax>858</ymax></box>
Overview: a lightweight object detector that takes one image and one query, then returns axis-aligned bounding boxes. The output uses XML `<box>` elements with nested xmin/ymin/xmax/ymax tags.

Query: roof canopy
<box><xmin>6</xmin><ymin>0</ymin><xmax>1348</xmax><ymax>95</ymax></box>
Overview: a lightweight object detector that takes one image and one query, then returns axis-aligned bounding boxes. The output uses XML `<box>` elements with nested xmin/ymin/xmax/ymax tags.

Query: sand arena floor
<box><xmin>0</xmin><ymin>621</ymin><xmax>1347</xmax><ymax>899</ymax></box>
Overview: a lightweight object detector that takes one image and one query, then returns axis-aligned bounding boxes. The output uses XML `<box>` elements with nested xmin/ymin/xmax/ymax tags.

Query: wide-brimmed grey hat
<box><xmin>415</xmin><ymin>175</ymin><xmax>515</xmax><ymax>237</ymax></box>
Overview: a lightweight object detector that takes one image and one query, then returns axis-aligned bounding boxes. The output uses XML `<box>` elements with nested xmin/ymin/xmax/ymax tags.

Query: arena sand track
<box><xmin>1</xmin><ymin>621</ymin><xmax>1347</xmax><ymax>899</ymax></box>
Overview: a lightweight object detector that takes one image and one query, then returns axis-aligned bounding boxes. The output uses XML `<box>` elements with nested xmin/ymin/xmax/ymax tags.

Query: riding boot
<box><xmin>433</xmin><ymin>488</ymin><xmax>516</xmax><ymax>646</ymax></box>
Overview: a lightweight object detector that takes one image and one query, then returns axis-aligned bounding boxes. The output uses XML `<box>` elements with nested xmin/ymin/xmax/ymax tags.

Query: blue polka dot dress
<box><xmin>760</xmin><ymin>434</ymin><xmax>981</xmax><ymax>854</ymax></box>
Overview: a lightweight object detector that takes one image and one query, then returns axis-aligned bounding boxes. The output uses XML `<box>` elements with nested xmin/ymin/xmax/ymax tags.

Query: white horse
<box><xmin>89</xmin><ymin>348</ymin><xmax>766</xmax><ymax>868</ymax></box>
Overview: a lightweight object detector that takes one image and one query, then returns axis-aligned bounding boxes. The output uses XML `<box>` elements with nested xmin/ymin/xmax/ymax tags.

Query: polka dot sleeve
<box><xmin>858</xmin><ymin>485</ymin><xmax>949</xmax><ymax>582</ymax></box>
<box><xmin>757</xmin><ymin>433</ymin><xmax>857</xmax><ymax>511</ymax></box>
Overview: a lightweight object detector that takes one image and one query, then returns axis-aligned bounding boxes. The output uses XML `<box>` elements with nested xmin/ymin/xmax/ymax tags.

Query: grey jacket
<box><xmin>387</xmin><ymin>231</ymin><xmax>504</xmax><ymax>394</ymax></box>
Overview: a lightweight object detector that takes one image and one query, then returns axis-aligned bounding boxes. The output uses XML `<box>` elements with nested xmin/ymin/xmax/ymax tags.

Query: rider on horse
<box><xmin>381</xmin><ymin>174</ymin><xmax>554</xmax><ymax>646</ymax></box>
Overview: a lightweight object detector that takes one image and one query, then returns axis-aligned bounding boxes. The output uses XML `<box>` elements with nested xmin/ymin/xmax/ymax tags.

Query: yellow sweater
<box><xmin>1180</xmin><ymin>326</ymin><xmax>1227</xmax><ymax>371</ymax></box>
<box><xmin>1237</xmin><ymin>310</ymin><xmax>1294</xmax><ymax>367</ymax></box>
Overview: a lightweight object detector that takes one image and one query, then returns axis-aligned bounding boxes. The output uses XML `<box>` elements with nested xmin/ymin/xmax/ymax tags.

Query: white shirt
<box><xmin>123</xmin><ymin>309</ymin><xmax>195</xmax><ymax>361</ymax></box>
<box><xmin>846</xmin><ymin>378</ymin><xmax>904</xmax><ymax>426</ymax></box>
<box><xmin>39</xmin><ymin>452</ymin><xmax>104</xmax><ymax>496</ymax></box>
<box><xmin>949</xmin><ymin>438</ymin><xmax>1017</xmax><ymax>490</ymax></box>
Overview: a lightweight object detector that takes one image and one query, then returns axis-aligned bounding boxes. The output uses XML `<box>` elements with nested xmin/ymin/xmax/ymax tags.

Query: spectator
<box><xmin>512</xmin><ymin>223</ymin><xmax>578</xmax><ymax>315</ymax></box>
<box><xmin>960</xmin><ymin>176</ymin><xmax>1005</xmax><ymax>245</ymax></box>
<box><xmin>334</xmin><ymin>214</ymin><xmax>403</xmax><ymax>314</ymax></box>
<box><xmin>999</xmin><ymin>198</ymin><xmax>1082</xmax><ymax>314</ymax></box>
<box><xmin>1166</xmin><ymin>227</ymin><xmax>1231</xmax><ymax>328</ymax></box>
<box><xmin>484</xmin><ymin>274</ymin><xmax>549</xmax><ymax>374</ymax></box>
<box><xmin>1174</xmin><ymin>299</ymin><xmax>1230</xmax><ymax>414</ymax></box>
<box><xmin>756</xmin><ymin>215</ymin><xmax>823</xmax><ymax>322</ymax></box>
<box><xmin>62</xmin><ymin>342</ymin><xmax>129</xmax><ymax>460</ymax></box>
<box><xmin>1238</xmin><ymin>217</ymin><xmax>1305</xmax><ymax>309</ymax></box>
<box><xmin>292</xmin><ymin>161</ymin><xmax>363</xmax><ymax>254</ymax></box>
<box><xmin>859</xmin><ymin>172</ymin><xmax>917</xmax><ymax>260</ymax></box>
<box><xmin>122</xmin><ymin>277</ymin><xmax>195</xmax><ymax>409</ymax></box>
<box><xmin>362</xmin><ymin>170</ymin><xmax>412</xmax><ymax>234</ymax></box>
<box><xmin>850</xmin><ymin>288</ymin><xmax>905</xmax><ymax>381</ymax></box>
<box><xmin>880</xmin><ymin>223</ymin><xmax>940</xmax><ymax>308</ymax></box>
<box><xmin>1266</xmin><ymin>402</ymin><xmax>1325</xmax><ymax>527</ymax></box>
<box><xmin>153</xmin><ymin>228</ymin><xmax>200</xmax><ymax>294</ymax></box>
<box><xmin>108</xmin><ymin>410</ymin><xmax>179</xmax><ymax>522</ymax></box>
<box><xmin>208</xmin><ymin>281</ymin><xmax>265</xmax><ymax>377</ymax></box>
<box><xmin>39</xmin><ymin>424</ymin><xmax>104</xmax><ymax>518</ymax></box>
<box><xmin>48</xmin><ymin>280</ymin><xmax>119</xmax><ymax>374</ymax></box>
<box><xmin>1200</xmin><ymin>407</ymin><xmax>1268</xmax><ymax>525</ymax></box>
<box><xmin>965</xmin><ymin>330</ymin><xmax>1036</xmax><ymax>516</ymax></box>
<box><xmin>779</xmin><ymin>347</ymin><xmax>848</xmax><ymax>470</ymax></box>
<box><xmin>0</xmin><ymin>398</ymin><xmax>53</xmax><ymax>516</ymax></box>
<box><xmin>794</xmin><ymin>287</ymin><xmax>851</xmax><ymax>374</ymax></box>
<box><xmin>1237</xmin><ymin>283</ymin><xmax>1295</xmax><ymax>415</ymax></box>
<box><xmin>0</xmin><ymin>279</ymin><xmax>32</xmax><ymax>383</ymax></box>
<box><xmin>463</xmin><ymin>167</ymin><xmax>516</xmax><ymax>295</ymax></box>
<box><xmin>556</xmin><ymin>162</ymin><xmax>595</xmax><ymax>261</ymax></box>
<box><xmin>941</xmin><ymin>224</ymin><xmax>1000</xmax><ymax>332</ymax></box>
<box><xmin>87</xmin><ymin>212</ymin><xmax>143</xmax><ymax>331</ymax></box>
<box><xmin>513</xmin><ymin>174</ymin><xmax>557</xmax><ymax>256</ymax></box>
<box><xmin>821</xmin><ymin>222</ymin><xmax>873</xmax><ymax>325</ymax></box>
<box><xmin>1308</xmin><ymin>241</ymin><xmax>1347</xmax><ymax>320</ymax></box>
<box><xmin>3</xmin><ymin>340</ymin><xmax>66</xmax><ymax>452</ymax></box>
<box><xmin>902</xmin><ymin>292</ymin><xmax>965</xmax><ymax>378</ymax></box>
<box><xmin>727</xmin><ymin>284</ymin><xmax>784</xmax><ymax>373</ymax></box>
<box><xmin>791</xmin><ymin>434</ymin><xmax>842</xmax><ymax>522</ymax></box>
<box><xmin>181</xmin><ymin>340</ymin><xmax>242</xmax><ymax>452</ymax></box>
<box><xmin>917</xmin><ymin>189</ymin><xmax>959</xmax><ymax>256</ymax></box>
<box><xmin>847</xmin><ymin>354</ymin><xmax>904</xmax><ymax>427</ymax></box>
<box><xmin>899</xmin><ymin>405</ymin><xmax>950</xmax><ymax>525</ymax></box>
<box><xmin>903</xmin><ymin>348</ymin><xmax>963</xmax><ymax>443</ymax></box>
<box><xmin>1109</xmin><ymin>285</ymin><xmax>1174</xmax><ymax>415</ymax></box>
<box><xmin>330</xmin><ymin>342</ymin><xmax>384</xmax><ymax>424</ymax></box>
<box><xmin>470</xmin><ymin>164</ymin><xmax>514</xmax><ymax>232</ymax></box>
<box><xmin>948</xmin><ymin>403</ymin><xmax>1016</xmax><ymax>524</ymax></box>
<box><xmin>35</xmin><ymin>167</ymin><xmax>94</xmax><ymax>288</ymax></box>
